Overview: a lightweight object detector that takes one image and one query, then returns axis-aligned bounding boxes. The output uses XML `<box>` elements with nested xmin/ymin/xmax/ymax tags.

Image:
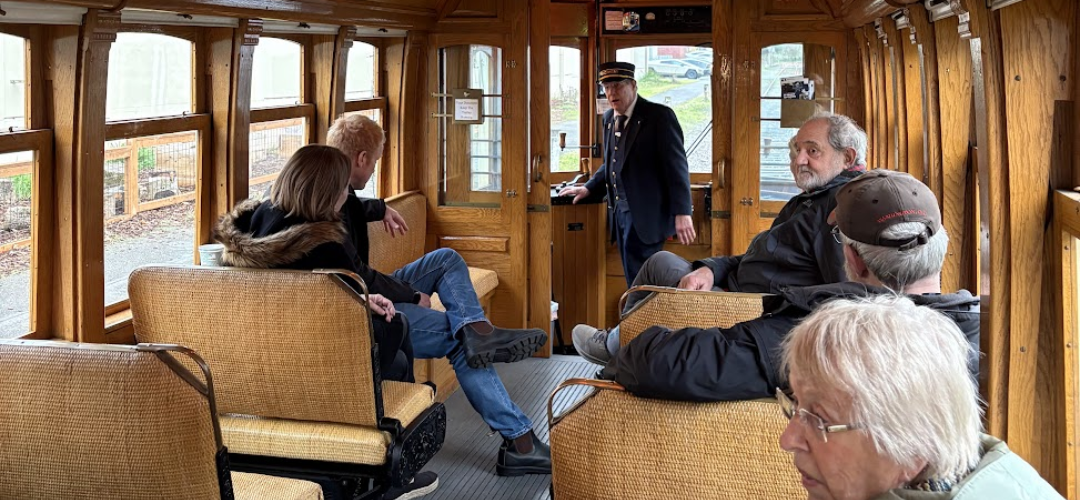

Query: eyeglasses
<box><xmin>775</xmin><ymin>387</ymin><xmax>860</xmax><ymax>443</ymax></box>
<box><xmin>830</xmin><ymin>225</ymin><xmax>843</xmax><ymax>245</ymax></box>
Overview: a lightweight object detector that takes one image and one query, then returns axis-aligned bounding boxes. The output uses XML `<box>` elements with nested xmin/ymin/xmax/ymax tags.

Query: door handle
<box><xmin>716</xmin><ymin>158</ymin><xmax>725</xmax><ymax>189</ymax></box>
<box><xmin>531</xmin><ymin>154</ymin><xmax>543</xmax><ymax>183</ymax></box>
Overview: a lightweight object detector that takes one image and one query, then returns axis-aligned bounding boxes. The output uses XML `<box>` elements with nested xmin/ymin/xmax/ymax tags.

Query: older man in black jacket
<box><xmin>607</xmin><ymin>170</ymin><xmax>981</xmax><ymax>401</ymax></box>
<box><xmin>574</xmin><ymin>113</ymin><xmax>868</xmax><ymax>365</ymax></box>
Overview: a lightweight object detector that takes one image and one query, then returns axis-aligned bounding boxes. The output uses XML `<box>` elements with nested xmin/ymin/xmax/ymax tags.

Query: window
<box><xmin>758</xmin><ymin>43</ymin><xmax>835</xmax><ymax>202</ymax></box>
<box><xmin>1</xmin><ymin>33</ymin><xmax>26</xmax><ymax>131</ymax></box>
<box><xmin>550</xmin><ymin>45</ymin><xmax>582</xmax><ymax>174</ymax></box>
<box><xmin>249</xmin><ymin>118</ymin><xmax>306</xmax><ymax>200</ymax></box>
<box><xmin>616</xmin><ymin>45</ymin><xmax>712</xmax><ymax>176</ymax></box>
<box><xmin>106</xmin><ymin>33</ymin><xmax>192</xmax><ymax>121</ymax></box>
<box><xmin>344</xmin><ymin>41</ymin><xmax>385</xmax><ymax>199</ymax></box>
<box><xmin>437</xmin><ymin>44</ymin><xmax>503</xmax><ymax>207</ymax></box>
<box><xmin>0</xmin><ymin>150</ymin><xmax>33</xmax><ymax>338</ymax></box>
<box><xmin>0</xmin><ymin>32</ymin><xmax>47</xmax><ymax>338</ymax></box>
<box><xmin>345</xmin><ymin>41</ymin><xmax>376</xmax><ymax>101</ymax></box>
<box><xmin>103</xmin><ymin>33</ymin><xmax>200</xmax><ymax>308</ymax></box>
<box><xmin>251</xmin><ymin>37</ymin><xmax>302</xmax><ymax>109</ymax></box>
<box><xmin>248</xmin><ymin>37</ymin><xmax>311</xmax><ymax>202</ymax></box>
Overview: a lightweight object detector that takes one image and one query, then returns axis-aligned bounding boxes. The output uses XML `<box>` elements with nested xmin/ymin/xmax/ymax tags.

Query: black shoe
<box><xmin>462</xmin><ymin>324</ymin><xmax>548</xmax><ymax>369</ymax></box>
<box><xmin>496</xmin><ymin>431</ymin><xmax>551</xmax><ymax>476</ymax></box>
<box><xmin>383</xmin><ymin>471</ymin><xmax>438</xmax><ymax>500</ymax></box>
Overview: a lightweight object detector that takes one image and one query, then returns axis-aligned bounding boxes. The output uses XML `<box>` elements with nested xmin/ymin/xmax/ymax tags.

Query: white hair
<box><xmin>840</xmin><ymin>222</ymin><xmax>949</xmax><ymax>291</ymax></box>
<box><xmin>781</xmin><ymin>295</ymin><xmax>982</xmax><ymax>482</ymax></box>
<box><xmin>806</xmin><ymin>112</ymin><xmax>868</xmax><ymax>167</ymax></box>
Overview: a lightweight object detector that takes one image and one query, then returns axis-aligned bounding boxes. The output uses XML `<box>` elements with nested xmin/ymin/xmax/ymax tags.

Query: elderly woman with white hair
<box><xmin>778</xmin><ymin>295</ymin><xmax>1062</xmax><ymax>499</ymax></box>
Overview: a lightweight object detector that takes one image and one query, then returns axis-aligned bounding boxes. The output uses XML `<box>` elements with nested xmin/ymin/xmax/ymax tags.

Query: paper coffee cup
<box><xmin>198</xmin><ymin>243</ymin><xmax>225</xmax><ymax>266</ymax></box>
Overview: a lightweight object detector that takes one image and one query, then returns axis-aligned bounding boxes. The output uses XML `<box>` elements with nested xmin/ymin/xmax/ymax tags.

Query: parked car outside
<box><xmin>647</xmin><ymin>59</ymin><xmax>703</xmax><ymax>79</ymax></box>
<box><xmin>681</xmin><ymin>58</ymin><xmax>712</xmax><ymax>76</ymax></box>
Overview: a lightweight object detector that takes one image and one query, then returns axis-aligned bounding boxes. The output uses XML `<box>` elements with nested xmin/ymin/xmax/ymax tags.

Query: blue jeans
<box><xmin>391</xmin><ymin>248</ymin><xmax>533</xmax><ymax>440</ymax></box>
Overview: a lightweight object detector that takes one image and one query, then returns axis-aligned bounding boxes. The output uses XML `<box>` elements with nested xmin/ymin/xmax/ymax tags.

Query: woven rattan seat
<box><xmin>550</xmin><ymin>286</ymin><xmax>801</xmax><ymax>499</ymax></box>
<box><xmin>0</xmin><ymin>339</ymin><xmax>322</xmax><ymax>500</ymax></box>
<box><xmin>128</xmin><ymin>265</ymin><xmax>446</xmax><ymax>498</ymax></box>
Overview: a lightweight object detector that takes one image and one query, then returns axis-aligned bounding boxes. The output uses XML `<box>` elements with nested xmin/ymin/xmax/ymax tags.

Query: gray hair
<box><xmin>806</xmin><ymin>112</ymin><xmax>868</xmax><ymax>167</ymax></box>
<box><xmin>840</xmin><ymin>223</ymin><xmax>949</xmax><ymax>291</ymax></box>
<box><xmin>781</xmin><ymin>295</ymin><xmax>982</xmax><ymax>482</ymax></box>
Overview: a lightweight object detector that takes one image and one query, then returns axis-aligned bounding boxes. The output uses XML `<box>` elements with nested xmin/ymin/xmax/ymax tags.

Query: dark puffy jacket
<box><xmin>609</xmin><ymin>282</ymin><xmax>981</xmax><ymax>402</ymax></box>
<box><xmin>694</xmin><ymin>169</ymin><xmax>860</xmax><ymax>294</ymax></box>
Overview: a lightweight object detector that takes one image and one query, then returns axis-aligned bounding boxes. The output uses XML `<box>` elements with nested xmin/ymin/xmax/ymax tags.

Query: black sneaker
<box><xmin>462</xmin><ymin>325</ymin><xmax>548</xmax><ymax>369</ymax></box>
<box><xmin>383</xmin><ymin>471</ymin><xmax>438</xmax><ymax>500</ymax></box>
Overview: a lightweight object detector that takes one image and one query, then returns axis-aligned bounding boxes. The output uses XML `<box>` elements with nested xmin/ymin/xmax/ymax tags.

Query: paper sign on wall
<box><xmin>452</xmin><ymin>88</ymin><xmax>484</xmax><ymax>124</ymax></box>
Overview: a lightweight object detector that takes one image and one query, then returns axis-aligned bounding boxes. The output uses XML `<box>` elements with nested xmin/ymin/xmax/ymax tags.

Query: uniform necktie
<box><xmin>615</xmin><ymin>115</ymin><xmax>628</xmax><ymax>133</ymax></box>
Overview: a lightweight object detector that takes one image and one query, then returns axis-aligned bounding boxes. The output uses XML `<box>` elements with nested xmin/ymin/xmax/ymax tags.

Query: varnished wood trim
<box><xmin>438</xmin><ymin>235</ymin><xmax>508</xmax><ymax>253</ymax></box>
<box><xmin>344</xmin><ymin>97</ymin><xmax>388</xmax><ymax>112</ymax></box>
<box><xmin>104</xmin><ymin>114</ymin><xmax>210</xmax><ymax>140</ymax></box>
<box><xmin>250</xmin><ymin>103</ymin><xmax>315</xmax><ymax>124</ymax></box>
<box><xmin>1053</xmin><ymin>189</ymin><xmax>1080</xmax><ymax>500</ymax></box>
<box><xmin>0</xmin><ymin>129</ymin><xmax>52</xmax><ymax>154</ymax></box>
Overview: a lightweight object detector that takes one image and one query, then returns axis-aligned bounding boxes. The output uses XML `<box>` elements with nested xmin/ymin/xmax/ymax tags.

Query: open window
<box><xmin>344</xmin><ymin>40</ymin><xmax>385</xmax><ymax>199</ymax></box>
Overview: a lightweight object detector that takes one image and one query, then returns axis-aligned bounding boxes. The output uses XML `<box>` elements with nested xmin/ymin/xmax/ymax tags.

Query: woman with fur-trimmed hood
<box><xmin>213</xmin><ymin>144</ymin><xmax>414</xmax><ymax>382</ymax></box>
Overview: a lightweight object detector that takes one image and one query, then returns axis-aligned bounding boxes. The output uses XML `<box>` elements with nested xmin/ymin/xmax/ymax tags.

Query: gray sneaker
<box><xmin>572</xmin><ymin>324</ymin><xmax>612</xmax><ymax>366</ymax></box>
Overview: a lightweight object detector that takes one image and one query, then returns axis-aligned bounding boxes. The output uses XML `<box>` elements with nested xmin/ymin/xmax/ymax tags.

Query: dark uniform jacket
<box><xmin>212</xmin><ymin>198</ymin><xmax>414</xmax><ymax>381</ymax></box>
<box><xmin>582</xmin><ymin>97</ymin><xmax>692</xmax><ymax>245</ymax></box>
<box><xmin>693</xmin><ymin>169</ymin><xmax>860</xmax><ymax>294</ymax></box>
<box><xmin>607</xmin><ymin>282</ymin><xmax>981</xmax><ymax>402</ymax></box>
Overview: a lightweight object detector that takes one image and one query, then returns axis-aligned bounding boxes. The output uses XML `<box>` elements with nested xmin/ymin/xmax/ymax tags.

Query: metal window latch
<box><xmin>506</xmin><ymin>190</ymin><xmax>518</xmax><ymax>198</ymax></box>
<box><xmin>740</xmin><ymin>197</ymin><xmax>754</xmax><ymax>206</ymax></box>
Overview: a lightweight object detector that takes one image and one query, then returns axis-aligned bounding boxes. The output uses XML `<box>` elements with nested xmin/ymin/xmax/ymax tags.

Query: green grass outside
<box><xmin>635</xmin><ymin>72</ymin><xmax>685</xmax><ymax>98</ymax></box>
<box><xmin>551</xmin><ymin>98</ymin><xmax>580</xmax><ymax>124</ymax></box>
<box><xmin>672</xmin><ymin>94</ymin><xmax>711</xmax><ymax>128</ymax></box>
<box><xmin>556</xmin><ymin>152</ymin><xmax>580</xmax><ymax>172</ymax></box>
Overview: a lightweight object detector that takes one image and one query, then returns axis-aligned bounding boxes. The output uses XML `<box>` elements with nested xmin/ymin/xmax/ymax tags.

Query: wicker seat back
<box><xmin>0</xmin><ymin>340</ymin><xmax>225</xmax><ymax>499</ymax></box>
<box><xmin>129</xmin><ymin>265</ymin><xmax>380</xmax><ymax>427</ymax></box>
<box><xmin>368</xmin><ymin>192</ymin><xmax>427</xmax><ymax>272</ymax></box>
<box><xmin>550</xmin><ymin>384</ymin><xmax>802</xmax><ymax>499</ymax></box>
<box><xmin>618</xmin><ymin>286</ymin><xmax>766</xmax><ymax>346</ymax></box>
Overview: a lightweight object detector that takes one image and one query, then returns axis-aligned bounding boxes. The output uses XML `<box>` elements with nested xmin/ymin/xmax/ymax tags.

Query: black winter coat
<box><xmin>339</xmin><ymin>193</ymin><xmax>419</xmax><ymax>304</ymax></box>
<box><xmin>212</xmin><ymin>199</ymin><xmax>414</xmax><ymax>381</ymax></box>
<box><xmin>694</xmin><ymin>169</ymin><xmax>860</xmax><ymax>294</ymax></box>
<box><xmin>608</xmin><ymin>282</ymin><xmax>981</xmax><ymax>402</ymax></box>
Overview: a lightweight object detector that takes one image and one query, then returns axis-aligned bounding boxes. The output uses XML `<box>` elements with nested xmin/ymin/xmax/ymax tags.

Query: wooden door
<box><xmin>425</xmin><ymin>31</ymin><xmax>530</xmax><ymax>330</ymax></box>
<box><xmin>731</xmin><ymin>31</ymin><xmax>848</xmax><ymax>253</ymax></box>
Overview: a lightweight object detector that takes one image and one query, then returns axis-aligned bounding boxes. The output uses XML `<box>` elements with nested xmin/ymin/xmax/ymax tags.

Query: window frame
<box><xmin>345</xmin><ymin>38</ymin><xmax>388</xmax><ymax>197</ymax></box>
<box><xmin>0</xmin><ymin>26</ymin><xmax>51</xmax><ymax>340</ymax></box>
<box><xmin>1054</xmin><ymin>189</ymin><xmax>1080</xmax><ymax>500</ymax></box>
<box><xmin>247</xmin><ymin>34</ymin><xmax>315</xmax><ymax>201</ymax></box>
<box><xmin>101</xmin><ymin>26</ymin><xmax>208</xmax><ymax>320</ymax></box>
<box><xmin>549</xmin><ymin>37</ymin><xmax>589</xmax><ymax>185</ymax></box>
<box><xmin>608</xmin><ymin>38</ymin><xmax>715</xmax><ymax>186</ymax></box>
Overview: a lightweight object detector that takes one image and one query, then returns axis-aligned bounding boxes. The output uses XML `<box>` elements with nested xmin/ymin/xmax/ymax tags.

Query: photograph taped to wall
<box><xmin>780</xmin><ymin>76</ymin><xmax>815</xmax><ymax>100</ymax></box>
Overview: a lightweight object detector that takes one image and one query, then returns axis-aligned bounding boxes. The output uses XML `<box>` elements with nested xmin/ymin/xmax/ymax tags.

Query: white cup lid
<box><xmin>199</xmin><ymin>243</ymin><xmax>225</xmax><ymax>251</ymax></box>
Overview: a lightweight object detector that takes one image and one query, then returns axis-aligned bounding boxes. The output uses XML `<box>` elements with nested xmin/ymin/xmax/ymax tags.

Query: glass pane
<box><xmin>106</xmin><ymin>33</ymin><xmax>193</xmax><ymax>121</ymax></box>
<box><xmin>345</xmin><ymin>42</ymin><xmax>377</xmax><ymax>100</ymax></box>
<box><xmin>616</xmin><ymin>45</ymin><xmax>711</xmax><ymax>174</ymax></box>
<box><xmin>0</xmin><ymin>150</ymin><xmax>33</xmax><ymax>337</ymax></box>
<box><xmin>0</xmin><ymin>33</ymin><xmax>27</xmax><ymax>131</ymax></box>
<box><xmin>550</xmin><ymin>46</ymin><xmax>581</xmax><ymax>173</ymax></box>
<box><xmin>438</xmin><ymin>45</ymin><xmax>502</xmax><ymax>207</ymax></box>
<box><xmin>759</xmin><ymin>43</ymin><xmax>835</xmax><ymax>203</ymax></box>
<box><xmin>104</xmin><ymin>133</ymin><xmax>197</xmax><ymax>305</ymax></box>
<box><xmin>249</xmin><ymin>118</ymin><xmax>307</xmax><ymax>201</ymax></box>
<box><xmin>344</xmin><ymin>109</ymin><xmax>381</xmax><ymax>199</ymax></box>
<box><xmin>252</xmin><ymin>38</ymin><xmax>302</xmax><ymax>109</ymax></box>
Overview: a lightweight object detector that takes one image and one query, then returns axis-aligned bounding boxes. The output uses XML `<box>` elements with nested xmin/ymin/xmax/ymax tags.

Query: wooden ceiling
<box><xmin>47</xmin><ymin>0</ymin><xmax>900</xmax><ymax>31</ymax></box>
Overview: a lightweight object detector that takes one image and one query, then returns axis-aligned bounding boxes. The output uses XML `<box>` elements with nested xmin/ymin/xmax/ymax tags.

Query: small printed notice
<box><xmin>780</xmin><ymin>76</ymin><xmax>815</xmax><ymax>100</ymax></box>
<box><xmin>454</xmin><ymin>98</ymin><xmax>479</xmax><ymax>121</ymax></box>
<box><xmin>451</xmin><ymin>88</ymin><xmax>484</xmax><ymax>124</ymax></box>
<box><xmin>604</xmin><ymin>10</ymin><xmax>624</xmax><ymax>31</ymax></box>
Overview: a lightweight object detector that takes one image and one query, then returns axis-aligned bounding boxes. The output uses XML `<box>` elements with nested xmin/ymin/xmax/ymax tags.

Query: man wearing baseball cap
<box><xmin>605</xmin><ymin>170</ymin><xmax>981</xmax><ymax>402</ymax></box>
<box><xmin>558</xmin><ymin>61</ymin><xmax>695</xmax><ymax>288</ymax></box>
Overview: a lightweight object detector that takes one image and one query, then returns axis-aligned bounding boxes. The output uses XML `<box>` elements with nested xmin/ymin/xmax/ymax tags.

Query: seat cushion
<box><xmin>232</xmin><ymin>472</ymin><xmax>324</xmax><ymax>499</ymax></box>
<box><xmin>430</xmin><ymin>267</ymin><xmax>499</xmax><ymax>311</ymax></box>
<box><xmin>221</xmin><ymin>382</ymin><xmax>435</xmax><ymax>465</ymax></box>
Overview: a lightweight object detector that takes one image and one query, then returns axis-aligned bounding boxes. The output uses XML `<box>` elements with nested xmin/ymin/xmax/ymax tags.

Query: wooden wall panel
<box><xmin>907</xmin><ymin>5</ymin><xmax>943</xmax><ymax>201</ymax></box>
<box><xmin>934</xmin><ymin>15</ymin><xmax>974</xmax><ymax>295</ymax></box>
<box><xmin>712</xmin><ymin>0</ymin><xmax>734</xmax><ymax>258</ymax></box>
<box><xmin>882</xmin><ymin>17</ymin><xmax>908</xmax><ymax>173</ymax></box>
<box><xmin>845</xmin><ymin>30</ymin><xmax>866</xmax><ymax>129</ymax></box>
<box><xmin>997</xmin><ymin>0</ymin><xmax>1074</xmax><ymax>485</ymax></box>
<box><xmin>965</xmin><ymin>0</ymin><xmax>1011</xmax><ymax>445</ymax></box>
<box><xmin>855</xmin><ymin>27</ymin><xmax>876</xmax><ymax>165</ymax></box>
<box><xmin>898</xmin><ymin>14</ymin><xmax>925</xmax><ymax>184</ymax></box>
<box><xmin>866</xmin><ymin>24</ymin><xmax>889</xmax><ymax>170</ymax></box>
<box><xmin>527</xmin><ymin>0</ymin><xmax>553</xmax><ymax>353</ymax></box>
<box><xmin>208</xmin><ymin>21</ymin><xmax>259</xmax><ymax>218</ymax></box>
